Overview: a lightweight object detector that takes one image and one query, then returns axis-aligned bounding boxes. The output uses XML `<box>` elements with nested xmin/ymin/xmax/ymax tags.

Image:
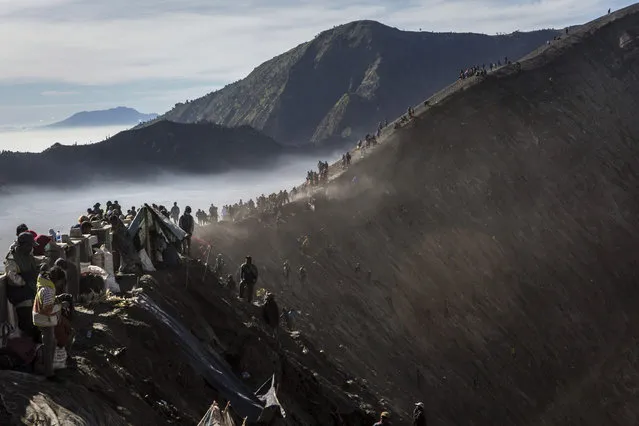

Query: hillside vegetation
<box><xmin>156</xmin><ymin>21</ymin><xmax>557</xmax><ymax>145</ymax></box>
<box><xmin>199</xmin><ymin>5</ymin><xmax>639</xmax><ymax>424</ymax></box>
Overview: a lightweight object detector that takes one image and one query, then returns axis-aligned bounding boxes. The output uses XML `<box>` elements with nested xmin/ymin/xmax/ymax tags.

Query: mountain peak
<box><xmin>153</xmin><ymin>23</ymin><xmax>556</xmax><ymax>146</ymax></box>
<box><xmin>47</xmin><ymin>107</ymin><xmax>158</xmax><ymax>128</ymax></box>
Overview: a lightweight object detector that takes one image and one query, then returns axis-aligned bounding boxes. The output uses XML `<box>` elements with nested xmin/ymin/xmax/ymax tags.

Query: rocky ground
<box><xmin>1</xmin><ymin>264</ymin><xmax>381</xmax><ymax>425</ymax></box>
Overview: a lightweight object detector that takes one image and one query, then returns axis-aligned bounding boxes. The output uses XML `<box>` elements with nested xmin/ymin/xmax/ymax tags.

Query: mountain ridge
<box><xmin>151</xmin><ymin>20</ymin><xmax>559</xmax><ymax>145</ymax></box>
<box><xmin>47</xmin><ymin>106</ymin><xmax>158</xmax><ymax>128</ymax></box>
<box><xmin>0</xmin><ymin>120</ymin><xmax>288</xmax><ymax>186</ymax></box>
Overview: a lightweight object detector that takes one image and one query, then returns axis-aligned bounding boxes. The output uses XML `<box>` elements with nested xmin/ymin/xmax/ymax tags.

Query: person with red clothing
<box><xmin>33</xmin><ymin>232</ymin><xmax>51</xmax><ymax>256</ymax></box>
<box><xmin>15</xmin><ymin>224</ymin><xmax>51</xmax><ymax>256</ymax></box>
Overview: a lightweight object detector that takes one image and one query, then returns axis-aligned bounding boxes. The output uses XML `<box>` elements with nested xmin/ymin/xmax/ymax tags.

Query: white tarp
<box><xmin>197</xmin><ymin>401</ymin><xmax>239</xmax><ymax>426</ymax></box>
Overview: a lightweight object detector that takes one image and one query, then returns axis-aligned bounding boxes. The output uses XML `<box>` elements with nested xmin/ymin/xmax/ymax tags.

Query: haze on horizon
<box><xmin>1</xmin><ymin>0</ymin><xmax>635</xmax><ymax>127</ymax></box>
<box><xmin>0</xmin><ymin>125</ymin><xmax>130</xmax><ymax>153</ymax></box>
<box><xmin>0</xmin><ymin>151</ymin><xmax>325</xmax><ymax>270</ymax></box>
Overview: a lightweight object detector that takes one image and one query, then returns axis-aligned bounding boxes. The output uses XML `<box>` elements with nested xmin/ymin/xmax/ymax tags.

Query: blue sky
<box><xmin>0</xmin><ymin>0</ymin><xmax>635</xmax><ymax>126</ymax></box>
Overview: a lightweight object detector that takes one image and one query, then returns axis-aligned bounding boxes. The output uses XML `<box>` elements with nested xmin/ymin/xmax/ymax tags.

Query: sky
<box><xmin>0</xmin><ymin>0</ymin><xmax>635</xmax><ymax>126</ymax></box>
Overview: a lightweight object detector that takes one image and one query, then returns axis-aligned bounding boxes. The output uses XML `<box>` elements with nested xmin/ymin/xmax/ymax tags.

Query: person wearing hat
<box><xmin>4</xmin><ymin>232</ymin><xmax>40</xmax><ymax>342</ymax></box>
<box><xmin>413</xmin><ymin>402</ymin><xmax>426</xmax><ymax>426</ymax></box>
<box><xmin>178</xmin><ymin>206</ymin><xmax>195</xmax><ymax>256</ymax></box>
<box><xmin>373</xmin><ymin>411</ymin><xmax>391</xmax><ymax>426</ymax></box>
<box><xmin>239</xmin><ymin>255</ymin><xmax>259</xmax><ymax>303</ymax></box>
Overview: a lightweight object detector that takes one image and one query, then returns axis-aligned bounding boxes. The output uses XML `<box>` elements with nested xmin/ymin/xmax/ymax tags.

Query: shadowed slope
<box><xmin>200</xmin><ymin>5</ymin><xmax>639</xmax><ymax>424</ymax></box>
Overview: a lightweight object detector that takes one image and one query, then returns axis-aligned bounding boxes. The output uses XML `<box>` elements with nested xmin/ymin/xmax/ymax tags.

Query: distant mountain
<box><xmin>47</xmin><ymin>107</ymin><xmax>158</xmax><ymax>128</ymax></box>
<box><xmin>151</xmin><ymin>21</ymin><xmax>557</xmax><ymax>145</ymax></box>
<box><xmin>0</xmin><ymin>120</ymin><xmax>289</xmax><ymax>186</ymax></box>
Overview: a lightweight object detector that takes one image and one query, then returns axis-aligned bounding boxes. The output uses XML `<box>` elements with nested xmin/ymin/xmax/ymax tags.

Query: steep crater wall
<box><xmin>201</xmin><ymin>7</ymin><xmax>639</xmax><ymax>425</ymax></box>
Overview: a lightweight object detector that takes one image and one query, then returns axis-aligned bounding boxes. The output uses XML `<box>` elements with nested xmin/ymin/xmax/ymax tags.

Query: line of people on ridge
<box><xmin>458</xmin><ymin>56</ymin><xmax>512</xmax><ymax>80</ymax></box>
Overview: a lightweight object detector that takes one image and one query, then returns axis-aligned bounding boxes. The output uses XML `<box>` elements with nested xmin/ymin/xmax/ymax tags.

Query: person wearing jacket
<box><xmin>262</xmin><ymin>293</ymin><xmax>279</xmax><ymax>337</ymax></box>
<box><xmin>413</xmin><ymin>402</ymin><xmax>426</xmax><ymax>426</ymax></box>
<box><xmin>32</xmin><ymin>266</ymin><xmax>66</xmax><ymax>381</ymax></box>
<box><xmin>170</xmin><ymin>202</ymin><xmax>180</xmax><ymax>224</ymax></box>
<box><xmin>239</xmin><ymin>256</ymin><xmax>259</xmax><ymax>303</ymax></box>
<box><xmin>179</xmin><ymin>206</ymin><xmax>195</xmax><ymax>256</ymax></box>
<box><xmin>4</xmin><ymin>232</ymin><xmax>40</xmax><ymax>342</ymax></box>
<box><xmin>373</xmin><ymin>411</ymin><xmax>391</xmax><ymax>426</ymax></box>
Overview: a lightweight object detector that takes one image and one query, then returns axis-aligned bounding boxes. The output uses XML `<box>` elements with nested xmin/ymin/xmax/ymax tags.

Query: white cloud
<box><xmin>0</xmin><ymin>0</ymin><xmax>634</xmax><ymax>87</ymax></box>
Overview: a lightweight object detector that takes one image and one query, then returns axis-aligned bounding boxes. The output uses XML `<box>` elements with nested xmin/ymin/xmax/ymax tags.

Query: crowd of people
<box><xmin>3</xmin><ymin>225</ymin><xmax>77</xmax><ymax>382</ymax></box>
<box><xmin>2</xmin><ymin>212</ymin><xmax>428</xmax><ymax>424</ymax></box>
<box><xmin>218</xmin><ymin>190</ymin><xmax>291</xmax><ymax>223</ymax></box>
<box><xmin>458</xmin><ymin>56</ymin><xmax>512</xmax><ymax>80</ymax></box>
<box><xmin>0</xmin><ymin>91</ymin><xmax>420</xmax><ymax>415</ymax></box>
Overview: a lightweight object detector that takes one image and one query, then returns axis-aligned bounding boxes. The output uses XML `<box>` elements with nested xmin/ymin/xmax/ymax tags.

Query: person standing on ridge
<box><xmin>298</xmin><ymin>266</ymin><xmax>307</xmax><ymax>285</ymax></box>
<box><xmin>4</xmin><ymin>232</ymin><xmax>40</xmax><ymax>342</ymax></box>
<box><xmin>209</xmin><ymin>204</ymin><xmax>218</xmax><ymax>223</ymax></box>
<box><xmin>170</xmin><ymin>202</ymin><xmax>180</xmax><ymax>224</ymax></box>
<box><xmin>413</xmin><ymin>403</ymin><xmax>426</xmax><ymax>426</ymax></box>
<box><xmin>214</xmin><ymin>254</ymin><xmax>225</xmax><ymax>277</ymax></box>
<box><xmin>283</xmin><ymin>260</ymin><xmax>291</xmax><ymax>281</ymax></box>
<box><xmin>179</xmin><ymin>206</ymin><xmax>195</xmax><ymax>256</ymax></box>
<box><xmin>262</xmin><ymin>292</ymin><xmax>280</xmax><ymax>338</ymax></box>
<box><xmin>239</xmin><ymin>256</ymin><xmax>259</xmax><ymax>303</ymax></box>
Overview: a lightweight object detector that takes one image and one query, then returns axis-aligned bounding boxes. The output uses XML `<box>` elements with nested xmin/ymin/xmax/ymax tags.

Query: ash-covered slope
<box><xmin>155</xmin><ymin>21</ymin><xmax>556</xmax><ymax>145</ymax></box>
<box><xmin>1</xmin><ymin>266</ymin><xmax>380</xmax><ymax>425</ymax></box>
<box><xmin>200</xmin><ymin>5</ymin><xmax>639</xmax><ymax>424</ymax></box>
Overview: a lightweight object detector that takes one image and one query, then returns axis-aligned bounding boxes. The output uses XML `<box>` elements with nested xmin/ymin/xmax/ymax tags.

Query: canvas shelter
<box><xmin>127</xmin><ymin>204</ymin><xmax>187</xmax><ymax>265</ymax></box>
